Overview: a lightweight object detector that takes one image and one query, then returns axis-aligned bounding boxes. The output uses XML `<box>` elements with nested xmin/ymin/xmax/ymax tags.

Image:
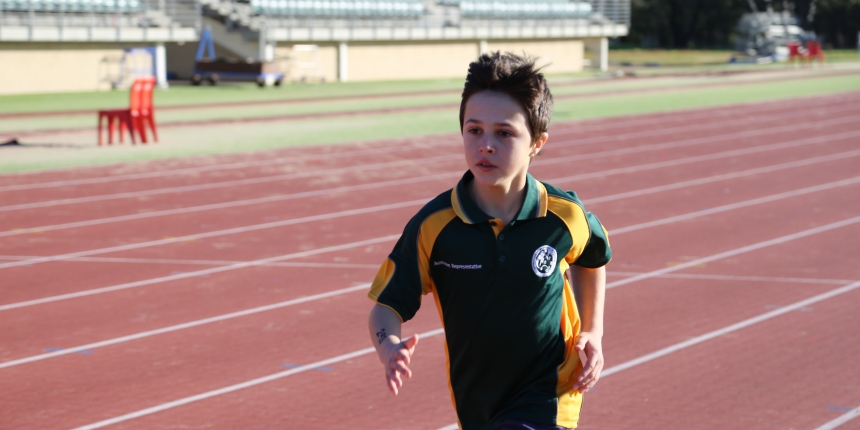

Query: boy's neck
<box><xmin>467</xmin><ymin>171</ymin><xmax>528</xmax><ymax>226</ymax></box>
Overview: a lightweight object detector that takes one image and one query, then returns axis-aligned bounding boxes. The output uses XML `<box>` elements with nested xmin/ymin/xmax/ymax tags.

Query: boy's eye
<box><xmin>468</xmin><ymin>128</ymin><xmax>481</xmax><ymax>135</ymax></box>
<box><xmin>498</xmin><ymin>130</ymin><xmax>512</xmax><ymax>137</ymax></box>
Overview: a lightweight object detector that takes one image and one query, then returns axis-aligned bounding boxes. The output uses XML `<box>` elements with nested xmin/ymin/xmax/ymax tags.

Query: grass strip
<box><xmin>1</xmin><ymin>73</ymin><xmax>858</xmax><ymax>174</ymax></box>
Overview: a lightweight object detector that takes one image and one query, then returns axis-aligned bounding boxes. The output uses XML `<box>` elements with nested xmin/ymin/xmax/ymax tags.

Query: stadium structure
<box><xmin>0</xmin><ymin>0</ymin><xmax>629</xmax><ymax>94</ymax></box>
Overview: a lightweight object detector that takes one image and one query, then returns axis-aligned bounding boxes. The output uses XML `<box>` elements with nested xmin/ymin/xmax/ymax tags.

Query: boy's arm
<box><xmin>368</xmin><ymin>304</ymin><xmax>420</xmax><ymax>396</ymax></box>
<box><xmin>570</xmin><ymin>265</ymin><xmax>606</xmax><ymax>394</ymax></box>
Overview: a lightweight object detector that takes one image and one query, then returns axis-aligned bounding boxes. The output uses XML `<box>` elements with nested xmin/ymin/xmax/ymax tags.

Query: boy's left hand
<box><xmin>572</xmin><ymin>331</ymin><xmax>603</xmax><ymax>394</ymax></box>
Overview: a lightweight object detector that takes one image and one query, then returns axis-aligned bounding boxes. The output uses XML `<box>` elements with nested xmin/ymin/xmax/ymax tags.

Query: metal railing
<box><xmin>0</xmin><ymin>0</ymin><xmax>202</xmax><ymax>34</ymax></box>
<box><xmin>241</xmin><ymin>0</ymin><xmax>628</xmax><ymax>31</ymax></box>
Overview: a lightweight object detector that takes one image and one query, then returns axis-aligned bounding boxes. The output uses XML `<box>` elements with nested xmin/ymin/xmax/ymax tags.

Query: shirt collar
<box><xmin>451</xmin><ymin>170</ymin><xmax>548</xmax><ymax>225</ymax></box>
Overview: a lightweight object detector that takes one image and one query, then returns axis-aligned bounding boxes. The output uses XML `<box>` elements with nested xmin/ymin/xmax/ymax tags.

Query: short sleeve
<box><xmin>573</xmin><ymin>210</ymin><xmax>612</xmax><ymax>268</ymax></box>
<box><xmin>367</xmin><ymin>217</ymin><xmax>429</xmax><ymax>322</ymax></box>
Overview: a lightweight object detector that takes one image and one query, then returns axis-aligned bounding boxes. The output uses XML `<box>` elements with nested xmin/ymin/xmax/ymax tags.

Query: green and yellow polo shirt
<box><xmin>368</xmin><ymin>171</ymin><xmax>612</xmax><ymax>430</ymax></box>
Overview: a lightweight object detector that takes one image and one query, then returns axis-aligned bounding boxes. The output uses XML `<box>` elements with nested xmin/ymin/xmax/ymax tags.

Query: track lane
<box><xmin>578</xmin><ymin>280</ymin><xmax>860</xmax><ymax>430</ymax></box>
<box><xmin>3</xmin><ymin>121</ymin><xmax>859</xmax><ymax>267</ymax></box>
<box><xmin>1</xmin><ymin>95</ymin><xmax>860</xmax><ymax>428</ymax></box>
<box><xmin>3</xmin><ymin>100</ymin><xmax>857</xmax><ymax>211</ymax></box>
<box><xmin>3</xmin><ymin>149</ymin><xmax>857</xmax><ymax>311</ymax></box>
<box><xmin>3</xmin><ymin>91</ymin><xmax>854</xmax><ymax>191</ymax></box>
<box><xmin>1</xmin><ymin>176</ymin><xmax>857</xmax><ymax>374</ymax></box>
<box><xmin>31</xmin><ymin>218</ymin><xmax>856</xmax><ymax>430</ymax></box>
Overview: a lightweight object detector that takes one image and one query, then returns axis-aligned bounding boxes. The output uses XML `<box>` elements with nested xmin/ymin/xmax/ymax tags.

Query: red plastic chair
<box><xmin>805</xmin><ymin>40</ymin><xmax>826</xmax><ymax>63</ymax></box>
<box><xmin>97</xmin><ymin>77</ymin><xmax>158</xmax><ymax>146</ymax></box>
<box><xmin>787</xmin><ymin>41</ymin><xmax>805</xmax><ymax>63</ymax></box>
<box><xmin>135</xmin><ymin>77</ymin><xmax>158</xmax><ymax>143</ymax></box>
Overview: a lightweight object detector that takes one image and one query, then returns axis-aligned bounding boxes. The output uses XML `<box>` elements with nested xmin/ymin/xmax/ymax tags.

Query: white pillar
<box><xmin>585</xmin><ymin>37</ymin><xmax>608</xmax><ymax>72</ymax></box>
<box><xmin>479</xmin><ymin>39</ymin><xmax>488</xmax><ymax>54</ymax></box>
<box><xmin>338</xmin><ymin>42</ymin><xmax>348</xmax><ymax>82</ymax></box>
<box><xmin>597</xmin><ymin>37</ymin><xmax>608</xmax><ymax>72</ymax></box>
<box><xmin>258</xmin><ymin>26</ymin><xmax>268</xmax><ymax>62</ymax></box>
<box><xmin>264</xmin><ymin>42</ymin><xmax>275</xmax><ymax>62</ymax></box>
<box><xmin>155</xmin><ymin>42</ymin><xmax>168</xmax><ymax>89</ymax></box>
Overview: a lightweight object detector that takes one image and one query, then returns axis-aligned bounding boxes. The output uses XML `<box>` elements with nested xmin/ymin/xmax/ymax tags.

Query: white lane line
<box><xmin>585</xmin><ymin>149</ymin><xmax>860</xmax><ymax>205</ymax></box>
<box><xmin>0</xmin><ymin>283</ymin><xmax>371</xmax><ymax>369</ymax></box>
<box><xmin>0</xmin><ymin>155</ymin><xmax>455</xmax><ymax>213</ymax></box>
<box><xmin>0</xmin><ymin>234</ymin><xmax>399</xmax><ymax>312</ymax></box>
<box><xmin>546</xmin><ymin>128</ymin><xmax>860</xmax><ymax>186</ymax></box>
<box><xmin>0</xmin><ymin>172</ymin><xmax>456</xmax><ymax>238</ymax></box>
<box><xmin>607</xmin><ymin>215</ymin><xmax>860</xmax><ymax>291</ymax></box>
<box><xmin>609</xmin><ymin>176</ymin><xmax>860</xmax><ymax>235</ymax></box>
<box><xmin>0</xmin><ymin>198</ymin><xmax>427</xmax><ymax>271</ymax></box>
<box><xmin>4</xmin><ymin>199</ymin><xmax>859</xmax><ymax>370</ymax></box>
<box><xmin>814</xmin><ymin>405</ymin><xmax>860</xmax><ymax>430</ymax></box>
<box><xmin>3</xmin><ymin>94</ymin><xmax>850</xmax><ymax>193</ymax></box>
<box><xmin>435</xmin><ymin>280</ymin><xmax>860</xmax><ymax>430</ymax></box>
<box><xmin>4</xmin><ymin>107</ymin><xmax>857</xmax><ymax>213</ymax></box>
<box><xmin>0</xmin><ymin>250</ymin><xmax>848</xmax><ymax>283</ymax></box>
<box><xmin>72</xmin><ymin>223</ymin><xmax>860</xmax><ymax>429</ymax></box>
<box><xmin>0</xmin><ymin>142</ymin><xmax>437</xmax><ymax>193</ymax></box>
<box><xmin>606</xmin><ymin>272</ymin><xmax>857</xmax><ymax>285</ymax></box>
<box><xmin>0</xmin><ymin>252</ymin><xmax>848</xmax><ymax>283</ymax></box>
<box><xmin>0</xmin><ymin>255</ymin><xmax>379</xmax><ymax>269</ymax></box>
<box><xmin>71</xmin><ymin>328</ymin><xmax>446</xmax><ymax>430</ymax></box>
<box><xmin>602</xmin><ymin>280</ymin><xmax>860</xmax><ymax>377</ymax></box>
<box><xmin>7</xmin><ymin>136</ymin><xmax>859</xmax><ymax>239</ymax></box>
<box><xmin>437</xmin><ymin>425</ymin><xmax>460</xmax><ymax>430</ymax></box>
<box><xmin>4</xmin><ymin>175</ymin><xmax>858</xmax><ymax>310</ymax></box>
<box><xmin>2</xmin><ymin>127</ymin><xmax>857</xmax><ymax>268</ymax></box>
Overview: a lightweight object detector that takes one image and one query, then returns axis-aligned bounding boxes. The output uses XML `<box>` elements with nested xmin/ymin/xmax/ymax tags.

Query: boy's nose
<box><xmin>479</xmin><ymin>140</ymin><xmax>495</xmax><ymax>154</ymax></box>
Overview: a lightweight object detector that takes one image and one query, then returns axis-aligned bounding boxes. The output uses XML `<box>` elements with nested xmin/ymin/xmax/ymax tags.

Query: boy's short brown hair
<box><xmin>459</xmin><ymin>51</ymin><xmax>554</xmax><ymax>144</ymax></box>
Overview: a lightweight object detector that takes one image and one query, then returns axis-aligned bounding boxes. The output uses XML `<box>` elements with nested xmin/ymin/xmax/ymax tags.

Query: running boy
<box><xmin>367</xmin><ymin>52</ymin><xmax>611</xmax><ymax>430</ymax></box>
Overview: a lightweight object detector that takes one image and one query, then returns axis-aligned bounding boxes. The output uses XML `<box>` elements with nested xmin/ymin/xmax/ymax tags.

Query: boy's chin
<box><xmin>469</xmin><ymin>168</ymin><xmax>509</xmax><ymax>187</ymax></box>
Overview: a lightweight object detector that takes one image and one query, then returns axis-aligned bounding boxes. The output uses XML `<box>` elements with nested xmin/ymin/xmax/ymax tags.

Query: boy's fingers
<box><xmin>392</xmin><ymin>360</ymin><xmax>412</xmax><ymax>379</ymax></box>
<box><xmin>574</xmin><ymin>335</ymin><xmax>588</xmax><ymax>351</ymax></box>
<box><xmin>386</xmin><ymin>372</ymin><xmax>399</xmax><ymax>396</ymax></box>
<box><xmin>404</xmin><ymin>334</ymin><xmax>420</xmax><ymax>353</ymax></box>
<box><xmin>396</xmin><ymin>348</ymin><xmax>412</xmax><ymax>365</ymax></box>
<box><xmin>389</xmin><ymin>368</ymin><xmax>403</xmax><ymax>389</ymax></box>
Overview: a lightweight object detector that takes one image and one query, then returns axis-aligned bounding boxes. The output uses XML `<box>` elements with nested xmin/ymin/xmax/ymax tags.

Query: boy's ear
<box><xmin>531</xmin><ymin>132</ymin><xmax>549</xmax><ymax>157</ymax></box>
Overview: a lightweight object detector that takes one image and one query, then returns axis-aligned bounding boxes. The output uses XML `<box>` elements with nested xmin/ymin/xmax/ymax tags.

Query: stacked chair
<box><xmin>97</xmin><ymin>76</ymin><xmax>159</xmax><ymax>146</ymax></box>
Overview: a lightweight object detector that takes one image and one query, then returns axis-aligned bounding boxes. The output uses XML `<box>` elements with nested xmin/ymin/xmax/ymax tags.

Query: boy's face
<box><xmin>462</xmin><ymin>91</ymin><xmax>546</xmax><ymax>189</ymax></box>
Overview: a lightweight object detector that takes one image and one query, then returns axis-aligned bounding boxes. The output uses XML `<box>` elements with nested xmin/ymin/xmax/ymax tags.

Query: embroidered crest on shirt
<box><xmin>532</xmin><ymin>245</ymin><xmax>557</xmax><ymax>277</ymax></box>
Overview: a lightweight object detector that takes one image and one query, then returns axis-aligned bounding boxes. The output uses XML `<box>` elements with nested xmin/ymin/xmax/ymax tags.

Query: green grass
<box><xmin>608</xmin><ymin>49</ymin><xmax>737</xmax><ymax>66</ymax></box>
<box><xmin>0</xmin><ymin>78</ymin><xmax>467</xmax><ymax>115</ymax></box>
<box><xmin>2</xmin><ymin>72</ymin><xmax>858</xmax><ymax>173</ymax></box>
<box><xmin>551</xmin><ymin>72</ymin><xmax>860</xmax><ymax>121</ymax></box>
<box><xmin>1</xmin><ymin>67</ymin><xmax>843</xmax><ymax>134</ymax></box>
<box><xmin>824</xmin><ymin>49</ymin><xmax>860</xmax><ymax>63</ymax></box>
<box><xmin>607</xmin><ymin>48</ymin><xmax>860</xmax><ymax>67</ymax></box>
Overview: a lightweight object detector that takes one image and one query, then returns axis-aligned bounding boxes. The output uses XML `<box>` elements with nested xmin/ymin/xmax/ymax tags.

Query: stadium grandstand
<box><xmin>0</xmin><ymin>0</ymin><xmax>628</xmax><ymax>94</ymax></box>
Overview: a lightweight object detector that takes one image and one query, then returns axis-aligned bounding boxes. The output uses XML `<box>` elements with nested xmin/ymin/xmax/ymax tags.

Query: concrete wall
<box><xmin>346</xmin><ymin>41</ymin><xmax>480</xmax><ymax>81</ymax></box>
<box><xmin>0</xmin><ymin>38</ymin><xmax>586</xmax><ymax>94</ymax></box>
<box><xmin>0</xmin><ymin>43</ymin><xmax>131</xmax><ymax>95</ymax></box>
<box><xmin>487</xmin><ymin>39</ymin><xmax>584</xmax><ymax>74</ymax></box>
<box><xmin>275</xmin><ymin>44</ymin><xmax>338</xmax><ymax>82</ymax></box>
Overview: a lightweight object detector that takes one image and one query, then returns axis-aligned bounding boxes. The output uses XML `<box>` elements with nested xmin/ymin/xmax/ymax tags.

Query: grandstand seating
<box><xmin>250</xmin><ymin>0</ymin><xmax>425</xmax><ymax>18</ymax></box>
<box><xmin>457</xmin><ymin>0</ymin><xmax>592</xmax><ymax>19</ymax></box>
<box><xmin>0</xmin><ymin>0</ymin><xmax>142</xmax><ymax>13</ymax></box>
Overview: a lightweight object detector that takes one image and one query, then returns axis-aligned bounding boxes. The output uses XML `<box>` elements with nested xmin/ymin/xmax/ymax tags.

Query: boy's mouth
<box><xmin>476</xmin><ymin>160</ymin><xmax>496</xmax><ymax>172</ymax></box>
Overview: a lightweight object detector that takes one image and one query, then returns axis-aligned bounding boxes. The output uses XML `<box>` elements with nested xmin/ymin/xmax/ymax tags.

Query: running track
<box><xmin>1</xmin><ymin>92</ymin><xmax>859</xmax><ymax>430</ymax></box>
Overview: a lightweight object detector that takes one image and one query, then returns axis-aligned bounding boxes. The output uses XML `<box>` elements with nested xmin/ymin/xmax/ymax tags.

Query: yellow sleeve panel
<box><xmin>368</xmin><ymin>258</ymin><xmax>397</xmax><ymax>301</ymax></box>
<box><xmin>555</xmin><ymin>258</ymin><xmax>585</xmax><ymax>428</ymax></box>
<box><xmin>547</xmin><ymin>196</ymin><xmax>592</xmax><ymax>266</ymax></box>
<box><xmin>367</xmin><ymin>207</ymin><xmax>457</xmax><ymax>322</ymax></box>
<box><xmin>417</xmin><ymin>208</ymin><xmax>458</xmax><ymax>295</ymax></box>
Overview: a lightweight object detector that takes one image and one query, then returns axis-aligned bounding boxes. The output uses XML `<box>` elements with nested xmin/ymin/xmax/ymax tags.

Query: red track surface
<box><xmin>1</xmin><ymin>92</ymin><xmax>859</xmax><ymax>430</ymax></box>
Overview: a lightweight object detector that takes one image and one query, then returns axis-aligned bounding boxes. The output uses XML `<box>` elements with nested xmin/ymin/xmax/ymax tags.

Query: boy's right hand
<box><xmin>378</xmin><ymin>333</ymin><xmax>420</xmax><ymax>396</ymax></box>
